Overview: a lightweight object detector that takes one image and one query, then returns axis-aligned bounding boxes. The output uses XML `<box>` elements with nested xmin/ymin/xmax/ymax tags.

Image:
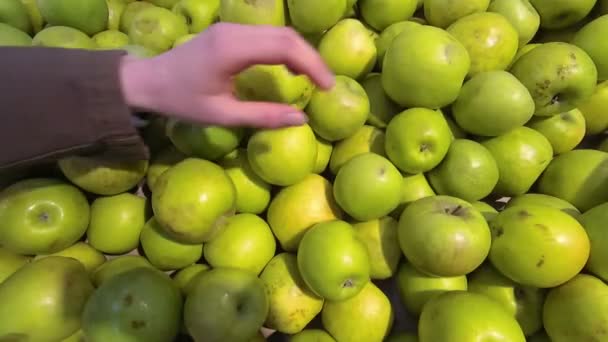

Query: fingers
<box><xmin>211</xmin><ymin>23</ymin><xmax>335</xmax><ymax>90</ymax></box>
<box><xmin>202</xmin><ymin>95</ymin><xmax>309</xmax><ymax>128</ymax></box>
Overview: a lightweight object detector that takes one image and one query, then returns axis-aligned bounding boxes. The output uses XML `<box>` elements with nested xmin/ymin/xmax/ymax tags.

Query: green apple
<box><xmin>37</xmin><ymin>0</ymin><xmax>108</xmax><ymax>35</ymax></box>
<box><xmin>20</xmin><ymin>0</ymin><xmax>44</xmax><ymax>33</ymax></box>
<box><xmin>146</xmin><ymin>145</ymin><xmax>187</xmax><ymax>193</ymax></box>
<box><xmin>509</xmin><ymin>42</ymin><xmax>598</xmax><ymax>116</ymax></box>
<box><xmin>0</xmin><ymin>248</ymin><xmax>30</xmax><ymax>284</ymax></box>
<box><xmin>385</xmin><ymin>108</ymin><xmax>453</xmax><ymax>174</ymax></box>
<box><xmin>360</xmin><ymin>73</ymin><xmax>401</xmax><ymax>128</ymax></box>
<box><xmin>235</xmin><ymin>64</ymin><xmax>314</xmax><ymax>110</ymax></box>
<box><xmin>481</xmin><ymin>126</ymin><xmax>553</xmax><ymax>196</ymax></box>
<box><xmin>83</xmin><ymin>267</ymin><xmax>182</xmax><ymax>342</ymax></box>
<box><xmin>329</xmin><ymin>125</ymin><xmax>385</xmax><ymax>175</ymax></box>
<box><xmin>32</xmin><ymin>25</ymin><xmax>96</xmax><ymax>49</ymax></box>
<box><xmin>166</xmin><ymin>119</ymin><xmax>244</xmax><ymax>161</ymax></box>
<box><xmin>427</xmin><ymin>139</ymin><xmax>499</xmax><ymax>202</ymax></box>
<box><xmin>35</xmin><ymin>242</ymin><xmax>106</xmax><ymax>275</ymax></box>
<box><xmin>290</xmin><ymin>329</ymin><xmax>336</xmax><ymax>342</ymax></box>
<box><xmin>489</xmin><ymin>205</ymin><xmax>590</xmax><ymax>288</ymax></box>
<box><xmin>452</xmin><ymin>71</ymin><xmax>535</xmax><ymax>136</ymax></box>
<box><xmin>321</xmin><ymin>281</ymin><xmax>394</xmax><ymax>342</ymax></box>
<box><xmin>313</xmin><ymin>136</ymin><xmax>333</xmax><ymax>174</ymax></box>
<box><xmin>526</xmin><ymin>108</ymin><xmax>586</xmax><ymax>155</ymax></box>
<box><xmin>218</xmin><ymin>149</ymin><xmax>271</xmax><ymax>215</ymax></box>
<box><xmin>472</xmin><ymin>200</ymin><xmax>499</xmax><ymax>222</ymax></box>
<box><xmin>506</xmin><ymin>193</ymin><xmax>580</xmax><ymax>218</ymax></box>
<box><xmin>423</xmin><ymin>0</ymin><xmax>490</xmax><ymax>28</ymax></box>
<box><xmin>140</xmin><ymin>217</ymin><xmax>203</xmax><ymax>271</ymax></box>
<box><xmin>62</xmin><ymin>329</ymin><xmax>85</xmax><ymax>342</ymax></box>
<box><xmin>266</xmin><ymin>174</ymin><xmax>343</xmax><ymax>252</ymax></box>
<box><xmin>529</xmin><ymin>0</ymin><xmax>596</xmax><ymax>29</ymax></box>
<box><xmin>297</xmin><ymin>220</ymin><xmax>371</xmax><ymax>301</ymax></box>
<box><xmin>543</xmin><ymin>274</ymin><xmax>608</xmax><ymax>342</ymax></box>
<box><xmin>106</xmin><ymin>0</ymin><xmax>127</xmax><ymax>31</ymax></box>
<box><xmin>537</xmin><ymin>149</ymin><xmax>608</xmax><ymax>212</ymax></box>
<box><xmin>577</xmin><ymin>202</ymin><xmax>608</xmax><ymax>282</ymax></box>
<box><xmin>0</xmin><ymin>22</ymin><xmax>32</xmax><ymax>46</ymax></box>
<box><xmin>0</xmin><ymin>178</ymin><xmax>89</xmax><ymax>255</ymax></box>
<box><xmin>219</xmin><ymin>0</ymin><xmax>285</xmax><ymax>26</ymax></box>
<box><xmin>204</xmin><ymin>213</ymin><xmax>276</xmax><ymax>275</ymax></box>
<box><xmin>152</xmin><ymin>158</ymin><xmax>236</xmax><ymax>244</ymax></box>
<box><xmin>382</xmin><ymin>24</ymin><xmax>470</xmax><ymax>108</ymax></box>
<box><xmin>58</xmin><ymin>156</ymin><xmax>148</xmax><ymax>195</ymax></box>
<box><xmin>359</xmin><ymin>0</ymin><xmax>417</xmax><ymax>31</ymax></box>
<box><xmin>398</xmin><ymin>195</ymin><xmax>491</xmax><ymax>277</ymax></box>
<box><xmin>447</xmin><ymin>12</ymin><xmax>519</xmax><ymax>77</ymax></box>
<box><xmin>184</xmin><ymin>268</ymin><xmax>269</xmax><ymax>342</ymax></box>
<box><xmin>318</xmin><ymin>19</ymin><xmax>377</xmax><ymax>80</ymax></box>
<box><xmin>92</xmin><ymin>29</ymin><xmax>129</xmax><ymax>49</ymax></box>
<box><xmin>390</xmin><ymin>172</ymin><xmax>436</xmax><ymax>219</ymax></box>
<box><xmin>120</xmin><ymin>1</ymin><xmax>154</xmax><ymax>33</ymax></box>
<box><xmin>128</xmin><ymin>6</ymin><xmax>188</xmax><ymax>53</ymax></box>
<box><xmin>333</xmin><ymin>153</ymin><xmax>403</xmax><ymax>221</ymax></box>
<box><xmin>0</xmin><ymin>0</ymin><xmax>32</xmax><ymax>34</ymax></box>
<box><xmin>247</xmin><ymin>124</ymin><xmax>317</xmax><ymax>186</ymax></box>
<box><xmin>306</xmin><ymin>75</ymin><xmax>370</xmax><ymax>141</ymax></box>
<box><xmin>0</xmin><ymin>257</ymin><xmax>94</xmax><ymax>341</ymax></box>
<box><xmin>172</xmin><ymin>32</ymin><xmax>194</xmax><ymax>47</ymax></box>
<box><xmin>172</xmin><ymin>0</ymin><xmax>218</xmax><ymax>32</ymax></box>
<box><xmin>144</xmin><ymin>0</ymin><xmax>179</xmax><ymax>8</ymax></box>
<box><xmin>396</xmin><ymin>261</ymin><xmax>467</xmax><ymax>316</ymax></box>
<box><xmin>418</xmin><ymin>291</ymin><xmax>526</xmax><ymax>341</ymax></box>
<box><xmin>374</xmin><ymin>20</ymin><xmax>421</xmax><ymax>70</ymax></box>
<box><xmin>509</xmin><ymin>43</ymin><xmax>540</xmax><ymax>67</ymax></box>
<box><xmin>287</xmin><ymin>0</ymin><xmax>347</xmax><ymax>33</ymax></box>
<box><xmin>91</xmin><ymin>255</ymin><xmax>154</xmax><ymax>287</ymax></box>
<box><xmin>577</xmin><ymin>80</ymin><xmax>608</xmax><ymax>135</ymax></box>
<box><xmin>259</xmin><ymin>253</ymin><xmax>324</xmax><ymax>334</ymax></box>
<box><xmin>468</xmin><ymin>262</ymin><xmax>545</xmax><ymax>336</ymax></box>
<box><xmin>488</xmin><ymin>0</ymin><xmax>540</xmax><ymax>47</ymax></box>
<box><xmin>352</xmin><ymin>216</ymin><xmax>402</xmax><ymax>279</ymax></box>
<box><xmin>171</xmin><ymin>263</ymin><xmax>209</xmax><ymax>295</ymax></box>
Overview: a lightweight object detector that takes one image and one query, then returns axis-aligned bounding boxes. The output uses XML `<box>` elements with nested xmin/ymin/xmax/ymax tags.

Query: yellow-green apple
<box><xmin>390</xmin><ymin>173</ymin><xmax>436</xmax><ymax>219</ymax></box>
<box><xmin>19</xmin><ymin>0</ymin><xmax>44</xmax><ymax>33</ymax></box>
<box><xmin>571</xmin><ymin>16</ymin><xmax>608</xmax><ymax>81</ymax></box>
<box><xmin>488</xmin><ymin>0</ymin><xmax>540</xmax><ymax>47</ymax></box>
<box><xmin>290</xmin><ymin>329</ymin><xmax>336</xmax><ymax>342</ymax></box>
<box><xmin>0</xmin><ymin>0</ymin><xmax>32</xmax><ymax>34</ymax></box>
<box><xmin>35</xmin><ymin>242</ymin><xmax>106</xmax><ymax>275</ymax></box>
<box><xmin>0</xmin><ymin>22</ymin><xmax>32</xmax><ymax>46</ymax></box>
<box><xmin>166</xmin><ymin>119</ymin><xmax>244</xmax><ymax>161</ymax></box>
<box><xmin>529</xmin><ymin>0</ymin><xmax>596</xmax><ymax>29</ymax></box>
<box><xmin>374</xmin><ymin>20</ymin><xmax>421</xmax><ymax>70</ymax></box>
<box><xmin>287</xmin><ymin>0</ymin><xmax>347</xmax><ymax>33</ymax></box>
<box><xmin>32</xmin><ymin>26</ymin><xmax>97</xmax><ymax>49</ymax></box>
<box><xmin>146</xmin><ymin>145</ymin><xmax>187</xmax><ymax>193</ymax></box>
<box><xmin>526</xmin><ymin>108</ymin><xmax>586</xmax><ymax>155</ymax></box>
<box><xmin>37</xmin><ymin>0</ymin><xmax>108</xmax><ymax>35</ymax></box>
<box><xmin>329</xmin><ymin>125</ymin><xmax>386</xmax><ymax>174</ymax></box>
<box><xmin>91</xmin><ymin>255</ymin><xmax>154</xmax><ymax>287</ymax></box>
<box><xmin>360</xmin><ymin>73</ymin><xmax>402</xmax><ymax>128</ymax></box>
<box><xmin>313</xmin><ymin>136</ymin><xmax>333</xmax><ymax>174</ymax></box>
<box><xmin>359</xmin><ymin>0</ymin><xmax>417</xmax><ymax>31</ymax></box>
<box><xmin>423</xmin><ymin>0</ymin><xmax>490</xmax><ymax>28</ymax></box>
<box><xmin>120</xmin><ymin>1</ymin><xmax>154</xmax><ymax>33</ymax></box>
<box><xmin>352</xmin><ymin>217</ymin><xmax>402</xmax><ymax>279</ymax></box>
<box><xmin>128</xmin><ymin>6</ymin><xmax>188</xmax><ymax>53</ymax></box>
<box><xmin>172</xmin><ymin>0</ymin><xmax>219</xmax><ymax>33</ymax></box>
<box><xmin>577</xmin><ymin>202</ymin><xmax>608</xmax><ymax>282</ymax></box>
<box><xmin>577</xmin><ymin>80</ymin><xmax>608</xmax><ymax>134</ymax></box>
<box><xmin>0</xmin><ymin>248</ymin><xmax>30</xmax><ymax>284</ymax></box>
<box><xmin>505</xmin><ymin>193</ymin><xmax>580</xmax><ymax>218</ymax></box>
<box><xmin>219</xmin><ymin>0</ymin><xmax>285</xmax><ymax>26</ymax></box>
<box><xmin>92</xmin><ymin>29</ymin><xmax>130</xmax><ymax>49</ymax></box>
<box><xmin>140</xmin><ymin>217</ymin><xmax>203</xmax><ymax>271</ymax></box>
<box><xmin>106</xmin><ymin>0</ymin><xmax>127</xmax><ymax>31</ymax></box>
<box><xmin>171</xmin><ymin>263</ymin><xmax>209</xmax><ymax>295</ymax></box>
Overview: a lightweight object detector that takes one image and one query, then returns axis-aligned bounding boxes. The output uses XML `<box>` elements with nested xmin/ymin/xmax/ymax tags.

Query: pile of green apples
<box><xmin>3</xmin><ymin>0</ymin><xmax>608</xmax><ymax>341</ymax></box>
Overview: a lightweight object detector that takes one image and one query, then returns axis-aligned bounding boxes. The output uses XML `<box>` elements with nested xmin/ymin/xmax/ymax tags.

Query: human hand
<box><xmin>119</xmin><ymin>22</ymin><xmax>335</xmax><ymax>128</ymax></box>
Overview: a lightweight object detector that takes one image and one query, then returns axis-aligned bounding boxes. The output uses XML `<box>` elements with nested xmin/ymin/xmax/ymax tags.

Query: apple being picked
<box><xmin>172</xmin><ymin>0</ymin><xmax>219</xmax><ymax>33</ymax></box>
<box><xmin>509</xmin><ymin>42</ymin><xmax>598</xmax><ymax>116</ymax></box>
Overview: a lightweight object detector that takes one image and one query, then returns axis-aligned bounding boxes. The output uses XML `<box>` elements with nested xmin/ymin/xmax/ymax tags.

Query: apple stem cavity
<box><xmin>39</xmin><ymin>212</ymin><xmax>50</xmax><ymax>223</ymax></box>
<box><xmin>342</xmin><ymin>279</ymin><xmax>354</xmax><ymax>288</ymax></box>
<box><xmin>444</xmin><ymin>205</ymin><xmax>466</xmax><ymax>216</ymax></box>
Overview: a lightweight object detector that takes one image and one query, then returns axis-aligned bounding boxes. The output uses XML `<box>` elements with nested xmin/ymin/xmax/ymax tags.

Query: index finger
<box><xmin>213</xmin><ymin>23</ymin><xmax>336</xmax><ymax>90</ymax></box>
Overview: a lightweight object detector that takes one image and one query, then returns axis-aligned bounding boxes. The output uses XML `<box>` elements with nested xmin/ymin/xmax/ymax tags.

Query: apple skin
<box><xmin>467</xmin><ymin>262</ymin><xmax>545</xmax><ymax>336</ymax></box>
<box><xmin>259</xmin><ymin>253</ymin><xmax>324</xmax><ymax>334</ymax></box>
<box><xmin>488</xmin><ymin>205</ymin><xmax>590</xmax><ymax>288</ymax></box>
<box><xmin>35</xmin><ymin>242</ymin><xmax>107</xmax><ymax>275</ymax></box>
<box><xmin>146</xmin><ymin>145</ymin><xmax>187</xmax><ymax>193</ymax></box>
<box><xmin>140</xmin><ymin>217</ymin><xmax>203</xmax><ymax>271</ymax></box>
<box><xmin>128</xmin><ymin>6</ymin><xmax>188</xmax><ymax>53</ymax></box>
<box><xmin>396</xmin><ymin>261</ymin><xmax>468</xmax><ymax>317</ymax></box>
<box><xmin>385</xmin><ymin>108</ymin><xmax>453</xmax><ymax>174</ymax></box>
<box><xmin>333</xmin><ymin>153</ymin><xmax>403</xmax><ymax>221</ymax></box>
<box><xmin>0</xmin><ymin>257</ymin><xmax>94</xmax><ymax>342</ymax></box>
<box><xmin>505</xmin><ymin>193</ymin><xmax>580</xmax><ymax>218</ymax></box>
<box><xmin>0</xmin><ymin>248</ymin><xmax>30</xmax><ymax>284</ymax></box>
<box><xmin>166</xmin><ymin>119</ymin><xmax>244</xmax><ymax>161</ymax></box>
<box><xmin>92</xmin><ymin>29</ymin><xmax>130</xmax><ymax>49</ymax></box>
<box><xmin>447</xmin><ymin>12</ymin><xmax>519</xmax><ymax>77</ymax></box>
<box><xmin>451</xmin><ymin>70</ymin><xmax>535</xmax><ymax>137</ymax></box>
<box><xmin>220</xmin><ymin>0</ymin><xmax>285</xmax><ymax>26</ymax></box>
<box><xmin>313</xmin><ymin>136</ymin><xmax>333</xmax><ymax>174</ymax></box>
<box><xmin>571</xmin><ymin>15</ymin><xmax>608</xmax><ymax>81</ymax></box>
<box><xmin>287</xmin><ymin>0</ymin><xmax>347</xmax><ymax>34</ymax></box>
<box><xmin>297</xmin><ymin>220</ymin><xmax>371</xmax><ymax>302</ymax></box>
<box><xmin>0</xmin><ymin>22</ymin><xmax>33</xmax><ymax>46</ymax></box>
<box><xmin>390</xmin><ymin>172</ymin><xmax>436</xmax><ymax>219</ymax></box>
<box><xmin>481</xmin><ymin>126</ymin><xmax>553</xmax><ymax>197</ymax></box>
<box><xmin>577</xmin><ymin>202</ymin><xmax>608</xmax><ymax>283</ymax></box>
<box><xmin>381</xmin><ymin>24</ymin><xmax>471</xmax><ymax>109</ymax></box>
<box><xmin>120</xmin><ymin>1</ymin><xmax>155</xmax><ymax>33</ymax></box>
<box><xmin>290</xmin><ymin>329</ymin><xmax>336</xmax><ymax>342</ymax></box>
<box><xmin>418</xmin><ymin>291</ymin><xmax>526</xmax><ymax>342</ymax></box>
<box><xmin>398</xmin><ymin>195</ymin><xmax>491</xmax><ymax>277</ymax></box>
<box><xmin>374</xmin><ymin>20</ymin><xmax>421</xmax><ymax>71</ymax></box>
<box><xmin>19</xmin><ymin>0</ymin><xmax>44</xmax><ymax>33</ymax></box>
<box><xmin>184</xmin><ymin>268</ymin><xmax>269</xmax><ymax>342</ymax></box>
<box><xmin>537</xmin><ymin>149</ymin><xmax>608</xmax><ymax>212</ymax></box>
<box><xmin>0</xmin><ymin>178</ymin><xmax>90</xmax><ymax>255</ymax></box>
<box><xmin>37</xmin><ymin>0</ymin><xmax>108</xmax><ymax>35</ymax></box>
<box><xmin>329</xmin><ymin>125</ymin><xmax>386</xmax><ymax>175</ymax></box>
<box><xmin>32</xmin><ymin>26</ymin><xmax>97</xmax><ymax>49</ymax></box>
<box><xmin>487</xmin><ymin>0</ymin><xmax>540</xmax><ymax>47</ymax></box>
<box><xmin>91</xmin><ymin>255</ymin><xmax>154</xmax><ymax>287</ymax></box>
<box><xmin>359</xmin><ymin>0</ymin><xmax>417</xmax><ymax>31</ymax></box>
<box><xmin>144</xmin><ymin>0</ymin><xmax>180</xmax><ymax>9</ymax></box>
<box><xmin>352</xmin><ymin>216</ymin><xmax>402</xmax><ymax>279</ymax></box>
<box><xmin>151</xmin><ymin>158</ymin><xmax>237</xmax><ymax>244</ymax></box>
<box><xmin>543</xmin><ymin>274</ymin><xmax>608</xmax><ymax>342</ymax></box>
<box><xmin>360</xmin><ymin>73</ymin><xmax>402</xmax><ymax>128</ymax></box>
<box><xmin>577</xmin><ymin>80</ymin><xmax>608</xmax><ymax>135</ymax></box>
<box><xmin>106</xmin><ymin>0</ymin><xmax>126</xmax><ymax>31</ymax></box>
<box><xmin>529</xmin><ymin>0</ymin><xmax>597</xmax><ymax>30</ymax></box>
<box><xmin>509</xmin><ymin>42</ymin><xmax>598</xmax><ymax>116</ymax></box>
<box><xmin>0</xmin><ymin>0</ymin><xmax>32</xmax><ymax>34</ymax></box>
<box><xmin>172</xmin><ymin>0</ymin><xmax>219</xmax><ymax>33</ymax></box>
<box><xmin>526</xmin><ymin>108</ymin><xmax>586</xmax><ymax>155</ymax></box>
<box><xmin>423</xmin><ymin>0</ymin><xmax>490</xmax><ymax>28</ymax></box>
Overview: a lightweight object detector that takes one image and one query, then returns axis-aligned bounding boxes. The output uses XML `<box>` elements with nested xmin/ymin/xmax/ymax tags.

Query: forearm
<box><xmin>0</xmin><ymin>47</ymin><xmax>149</xmax><ymax>171</ymax></box>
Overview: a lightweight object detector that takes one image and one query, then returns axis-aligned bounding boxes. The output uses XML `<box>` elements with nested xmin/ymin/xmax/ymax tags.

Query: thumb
<box><xmin>208</xmin><ymin>98</ymin><xmax>309</xmax><ymax>128</ymax></box>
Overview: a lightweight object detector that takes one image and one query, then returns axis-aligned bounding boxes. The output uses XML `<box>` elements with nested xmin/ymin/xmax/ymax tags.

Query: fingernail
<box><xmin>285</xmin><ymin>112</ymin><xmax>308</xmax><ymax>125</ymax></box>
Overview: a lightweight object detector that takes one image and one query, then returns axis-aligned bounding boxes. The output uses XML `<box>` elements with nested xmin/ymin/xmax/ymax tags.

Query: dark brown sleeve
<box><xmin>0</xmin><ymin>47</ymin><xmax>150</xmax><ymax>172</ymax></box>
